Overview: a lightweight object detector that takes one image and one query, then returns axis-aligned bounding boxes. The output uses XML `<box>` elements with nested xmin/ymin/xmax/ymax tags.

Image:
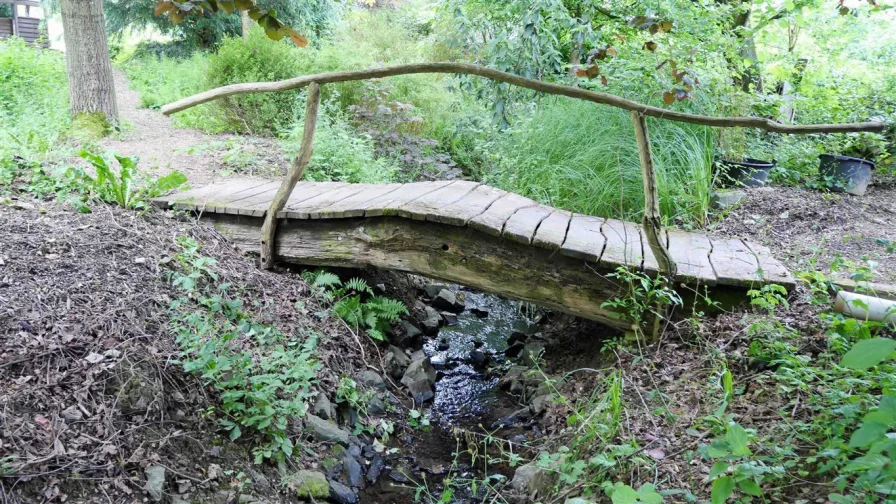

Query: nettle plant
<box><xmin>165</xmin><ymin>237</ymin><xmax>320</xmax><ymax>463</ymax></box>
<box><xmin>302</xmin><ymin>270</ymin><xmax>407</xmax><ymax>341</ymax></box>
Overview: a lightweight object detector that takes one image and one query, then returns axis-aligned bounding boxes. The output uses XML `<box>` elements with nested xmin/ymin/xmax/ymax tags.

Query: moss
<box><xmin>287</xmin><ymin>470</ymin><xmax>330</xmax><ymax>499</ymax></box>
<box><xmin>70</xmin><ymin>112</ymin><xmax>112</xmax><ymax>141</ymax></box>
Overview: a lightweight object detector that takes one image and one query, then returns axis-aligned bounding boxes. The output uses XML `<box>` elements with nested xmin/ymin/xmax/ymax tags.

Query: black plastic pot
<box><xmin>717</xmin><ymin>159</ymin><xmax>776</xmax><ymax>188</ymax></box>
<box><xmin>818</xmin><ymin>154</ymin><xmax>875</xmax><ymax>196</ymax></box>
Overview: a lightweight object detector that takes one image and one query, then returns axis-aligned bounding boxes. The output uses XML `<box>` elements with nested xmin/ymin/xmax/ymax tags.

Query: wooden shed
<box><xmin>0</xmin><ymin>0</ymin><xmax>48</xmax><ymax>47</ymax></box>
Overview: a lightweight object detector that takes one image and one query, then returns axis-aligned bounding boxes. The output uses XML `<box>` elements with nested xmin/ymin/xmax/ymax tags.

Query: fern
<box><xmin>308</xmin><ymin>271</ymin><xmax>408</xmax><ymax>342</ymax></box>
<box><xmin>343</xmin><ymin>277</ymin><xmax>374</xmax><ymax>296</ymax></box>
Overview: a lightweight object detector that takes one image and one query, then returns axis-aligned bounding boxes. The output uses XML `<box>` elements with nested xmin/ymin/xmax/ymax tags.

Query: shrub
<box><xmin>206</xmin><ymin>28</ymin><xmax>305</xmax><ymax>134</ymax></box>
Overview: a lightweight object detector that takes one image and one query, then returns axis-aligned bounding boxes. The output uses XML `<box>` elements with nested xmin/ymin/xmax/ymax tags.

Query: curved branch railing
<box><xmin>162</xmin><ymin>62</ymin><xmax>887</xmax><ymax>134</ymax></box>
<box><xmin>162</xmin><ymin>61</ymin><xmax>889</xmax><ymax>303</ymax></box>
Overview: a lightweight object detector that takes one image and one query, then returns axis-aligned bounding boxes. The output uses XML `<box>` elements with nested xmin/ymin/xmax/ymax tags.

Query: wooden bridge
<box><xmin>153</xmin><ymin>178</ymin><xmax>794</xmax><ymax>330</ymax></box>
<box><xmin>153</xmin><ymin>62</ymin><xmax>885</xmax><ymax>331</ymax></box>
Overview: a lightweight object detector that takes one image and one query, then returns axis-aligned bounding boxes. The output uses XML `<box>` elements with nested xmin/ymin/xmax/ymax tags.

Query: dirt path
<box><xmin>99</xmin><ymin>69</ymin><xmax>286</xmax><ymax>186</ymax></box>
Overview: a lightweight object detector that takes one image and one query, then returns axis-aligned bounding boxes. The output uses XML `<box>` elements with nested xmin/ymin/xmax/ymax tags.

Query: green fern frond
<box><xmin>344</xmin><ymin>277</ymin><xmax>373</xmax><ymax>295</ymax></box>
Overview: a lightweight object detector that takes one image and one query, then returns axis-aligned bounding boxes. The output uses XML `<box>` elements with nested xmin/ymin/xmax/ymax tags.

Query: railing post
<box><xmin>630</xmin><ymin>110</ymin><xmax>676</xmax><ymax>278</ymax></box>
<box><xmin>259</xmin><ymin>82</ymin><xmax>321</xmax><ymax>269</ymax></box>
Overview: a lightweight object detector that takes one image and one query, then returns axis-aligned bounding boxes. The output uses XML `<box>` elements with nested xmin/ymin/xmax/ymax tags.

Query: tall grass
<box><xmin>485</xmin><ymin>98</ymin><xmax>715</xmax><ymax>227</ymax></box>
<box><xmin>0</xmin><ymin>39</ymin><xmax>71</xmax><ymax>174</ymax></box>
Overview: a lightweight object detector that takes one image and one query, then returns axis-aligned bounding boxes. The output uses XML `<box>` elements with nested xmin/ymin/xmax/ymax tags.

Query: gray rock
<box><xmin>423</xmin><ymin>284</ymin><xmax>450</xmax><ymax>299</ymax></box>
<box><xmin>305</xmin><ymin>414</ymin><xmax>350</xmax><ymax>445</ymax></box>
<box><xmin>287</xmin><ymin>470</ymin><xmax>330</xmax><ymax>499</ymax></box>
<box><xmin>421</xmin><ymin>306</ymin><xmax>442</xmax><ymax>335</ymax></box>
<box><xmin>313</xmin><ymin>391</ymin><xmax>334</xmax><ymax>420</ymax></box>
<box><xmin>367</xmin><ymin>454</ymin><xmax>385</xmax><ymax>484</ymax></box>
<box><xmin>530</xmin><ymin>394</ymin><xmax>552</xmax><ymax>414</ymax></box>
<box><xmin>384</xmin><ymin>346</ymin><xmax>411</xmax><ymax>380</ymax></box>
<box><xmin>441</xmin><ymin>312</ymin><xmax>459</xmax><ymax>326</ymax></box>
<box><xmin>520</xmin><ymin>342</ymin><xmax>545</xmax><ymax>367</ymax></box>
<box><xmin>329</xmin><ymin>480</ymin><xmax>359</xmax><ymax>503</ymax></box>
<box><xmin>357</xmin><ymin>370</ymin><xmax>387</xmax><ymax>392</ymax></box>
<box><xmin>367</xmin><ymin>395</ymin><xmax>386</xmax><ymax>416</ymax></box>
<box><xmin>343</xmin><ymin>455</ymin><xmax>364</xmax><ymax>488</ymax></box>
<box><xmin>144</xmin><ymin>465</ymin><xmax>166</xmax><ymax>502</ymax></box>
<box><xmin>491</xmin><ymin>407</ymin><xmax>532</xmax><ymax>429</ymax></box>
<box><xmin>432</xmin><ymin>289</ymin><xmax>460</xmax><ymax>312</ymax></box>
<box><xmin>509</xmin><ymin>462</ymin><xmax>558</xmax><ymax>498</ymax></box>
<box><xmin>471</xmin><ymin>308</ymin><xmax>489</xmax><ymax>318</ymax></box>
<box><xmin>711</xmin><ymin>189</ymin><xmax>747</xmax><ymax>210</ymax></box>
<box><xmin>508</xmin><ymin>331</ymin><xmax>529</xmax><ymax>346</ymax></box>
<box><xmin>391</xmin><ymin>320</ymin><xmax>422</xmax><ymax>348</ymax></box>
<box><xmin>401</xmin><ymin>356</ymin><xmax>437</xmax><ymax>404</ymax></box>
<box><xmin>468</xmin><ymin>350</ymin><xmax>489</xmax><ymax>370</ymax></box>
<box><xmin>505</xmin><ymin>341</ymin><xmax>525</xmax><ymax>358</ymax></box>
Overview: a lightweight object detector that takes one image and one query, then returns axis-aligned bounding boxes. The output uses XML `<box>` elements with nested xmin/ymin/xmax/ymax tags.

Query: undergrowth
<box><xmin>164</xmin><ymin>236</ymin><xmax>320</xmax><ymax>463</ymax></box>
<box><xmin>303</xmin><ymin>270</ymin><xmax>407</xmax><ymax>341</ymax></box>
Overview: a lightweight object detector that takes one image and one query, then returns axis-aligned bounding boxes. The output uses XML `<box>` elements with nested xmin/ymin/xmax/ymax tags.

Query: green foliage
<box><xmin>601</xmin><ymin>267</ymin><xmax>683</xmax><ymax>326</ymax></box>
<box><xmin>747</xmin><ymin>284</ymin><xmax>790</xmax><ymax>315</ymax></box>
<box><xmin>605</xmin><ymin>482</ymin><xmax>664</xmax><ymax>504</ymax></box>
<box><xmin>164</xmin><ymin>236</ymin><xmax>319</xmax><ymax>463</ymax></box>
<box><xmin>0</xmin><ymin>38</ymin><xmax>71</xmax><ymax>179</ymax></box>
<box><xmin>302</xmin><ymin>270</ymin><xmax>407</xmax><ymax>341</ymax></box>
<box><xmin>483</xmin><ymin>98</ymin><xmax>715</xmax><ymax>226</ymax></box>
<box><xmin>841</xmin><ymin>338</ymin><xmax>896</xmax><ymax>370</ymax></box>
<box><xmin>699</xmin><ymin>422</ymin><xmax>781</xmax><ymax>503</ymax></box>
<box><xmin>71</xmin><ymin>150</ymin><xmax>187</xmax><ymax>210</ymax></box>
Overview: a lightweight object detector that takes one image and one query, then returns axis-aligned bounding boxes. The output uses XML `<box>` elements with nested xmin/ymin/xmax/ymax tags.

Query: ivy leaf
<box><xmin>610</xmin><ymin>482</ymin><xmax>640</xmax><ymax>504</ymax></box>
<box><xmin>663</xmin><ymin>91</ymin><xmax>675</xmax><ymax>105</ymax></box>
<box><xmin>841</xmin><ymin>338</ymin><xmax>896</xmax><ymax>369</ymax></box>
<box><xmin>644</xmin><ymin>41</ymin><xmax>658</xmax><ymax>52</ymax></box>
<box><xmin>637</xmin><ymin>483</ymin><xmax>664</xmax><ymax>504</ymax></box>
<box><xmin>726</xmin><ymin>423</ymin><xmax>752</xmax><ymax>456</ymax></box>
<box><xmin>659</xmin><ymin>20</ymin><xmax>673</xmax><ymax>32</ymax></box>
<box><xmin>848</xmin><ymin>421</ymin><xmax>887</xmax><ymax>448</ymax></box>
<box><xmin>711</xmin><ymin>476</ymin><xmax>735</xmax><ymax>504</ymax></box>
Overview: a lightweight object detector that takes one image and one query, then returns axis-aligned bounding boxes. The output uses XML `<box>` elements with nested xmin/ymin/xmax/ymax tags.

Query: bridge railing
<box><xmin>160</xmin><ymin>62</ymin><xmax>888</xmax><ymax>274</ymax></box>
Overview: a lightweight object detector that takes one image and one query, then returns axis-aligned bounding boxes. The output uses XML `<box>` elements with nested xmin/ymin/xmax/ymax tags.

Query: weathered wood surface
<box><xmin>152</xmin><ymin>178</ymin><xmax>795</xmax><ymax>291</ymax></box>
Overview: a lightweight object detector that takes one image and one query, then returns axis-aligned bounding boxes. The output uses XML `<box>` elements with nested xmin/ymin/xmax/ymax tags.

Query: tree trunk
<box><xmin>730</xmin><ymin>3</ymin><xmax>762</xmax><ymax>92</ymax></box>
<box><xmin>60</xmin><ymin>0</ymin><xmax>118</xmax><ymax>124</ymax></box>
<box><xmin>241</xmin><ymin>10</ymin><xmax>251</xmax><ymax>40</ymax></box>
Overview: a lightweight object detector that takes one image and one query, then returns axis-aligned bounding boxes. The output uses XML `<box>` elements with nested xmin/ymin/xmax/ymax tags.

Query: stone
<box><xmin>343</xmin><ymin>455</ymin><xmax>364</xmax><ymax>488</ymax></box>
<box><xmin>432</xmin><ymin>289</ymin><xmax>460</xmax><ymax>312</ymax></box>
<box><xmin>287</xmin><ymin>470</ymin><xmax>330</xmax><ymax>499</ymax></box>
<box><xmin>437</xmin><ymin>338</ymin><xmax>450</xmax><ymax>351</ymax></box>
<box><xmin>520</xmin><ymin>342</ymin><xmax>545</xmax><ymax>367</ymax></box>
<box><xmin>367</xmin><ymin>454</ymin><xmax>385</xmax><ymax>484</ymax></box>
<box><xmin>329</xmin><ymin>480</ymin><xmax>359</xmax><ymax>504</ymax></box>
<box><xmin>491</xmin><ymin>407</ymin><xmax>533</xmax><ymax>429</ymax></box>
<box><xmin>711</xmin><ymin>189</ymin><xmax>747</xmax><ymax>210</ymax></box>
<box><xmin>509</xmin><ymin>462</ymin><xmax>558</xmax><ymax>498</ymax></box>
<box><xmin>530</xmin><ymin>394</ymin><xmax>552</xmax><ymax>414</ymax></box>
<box><xmin>508</xmin><ymin>331</ymin><xmax>529</xmax><ymax>346</ymax></box>
<box><xmin>313</xmin><ymin>392</ymin><xmax>334</xmax><ymax>420</ymax></box>
<box><xmin>423</xmin><ymin>284</ymin><xmax>450</xmax><ymax>299</ymax></box>
<box><xmin>384</xmin><ymin>346</ymin><xmax>411</xmax><ymax>380</ymax></box>
<box><xmin>401</xmin><ymin>356</ymin><xmax>437</xmax><ymax>404</ymax></box>
<box><xmin>441</xmin><ymin>312</ymin><xmax>459</xmax><ymax>326</ymax></box>
<box><xmin>471</xmin><ymin>308</ymin><xmax>489</xmax><ymax>318</ymax></box>
<box><xmin>421</xmin><ymin>306</ymin><xmax>442</xmax><ymax>335</ymax></box>
<box><xmin>565</xmin><ymin>499</ymin><xmax>598</xmax><ymax>504</ymax></box>
<box><xmin>391</xmin><ymin>320</ymin><xmax>423</xmax><ymax>348</ymax></box>
<box><xmin>468</xmin><ymin>350</ymin><xmax>490</xmax><ymax>370</ymax></box>
<box><xmin>367</xmin><ymin>395</ymin><xmax>386</xmax><ymax>416</ymax></box>
<box><xmin>357</xmin><ymin>370</ymin><xmax>387</xmax><ymax>392</ymax></box>
<box><xmin>144</xmin><ymin>465</ymin><xmax>166</xmax><ymax>502</ymax></box>
<box><xmin>498</xmin><ymin>366</ymin><xmax>530</xmax><ymax>394</ymax></box>
<box><xmin>305</xmin><ymin>414</ymin><xmax>350</xmax><ymax>445</ymax></box>
<box><xmin>505</xmin><ymin>341</ymin><xmax>525</xmax><ymax>358</ymax></box>
<box><xmin>389</xmin><ymin>465</ymin><xmax>412</xmax><ymax>483</ymax></box>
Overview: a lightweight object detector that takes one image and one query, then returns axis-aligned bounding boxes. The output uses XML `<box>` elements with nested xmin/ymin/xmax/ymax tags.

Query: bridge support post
<box><xmin>260</xmin><ymin>82</ymin><xmax>321</xmax><ymax>269</ymax></box>
<box><xmin>631</xmin><ymin>111</ymin><xmax>677</xmax><ymax>339</ymax></box>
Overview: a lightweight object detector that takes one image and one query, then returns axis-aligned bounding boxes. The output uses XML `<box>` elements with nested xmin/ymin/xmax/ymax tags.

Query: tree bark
<box><xmin>241</xmin><ymin>10</ymin><xmax>251</xmax><ymax>40</ymax></box>
<box><xmin>60</xmin><ymin>0</ymin><xmax>118</xmax><ymax>124</ymax></box>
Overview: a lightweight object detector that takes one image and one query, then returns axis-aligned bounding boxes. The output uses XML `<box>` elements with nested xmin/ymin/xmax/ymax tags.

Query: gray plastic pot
<box><xmin>717</xmin><ymin>159</ymin><xmax>775</xmax><ymax>188</ymax></box>
<box><xmin>818</xmin><ymin>154</ymin><xmax>875</xmax><ymax>196</ymax></box>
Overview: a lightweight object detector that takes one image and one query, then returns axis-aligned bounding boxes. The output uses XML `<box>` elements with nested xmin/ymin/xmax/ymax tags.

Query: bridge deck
<box><xmin>154</xmin><ymin>179</ymin><xmax>794</xmax><ymax>290</ymax></box>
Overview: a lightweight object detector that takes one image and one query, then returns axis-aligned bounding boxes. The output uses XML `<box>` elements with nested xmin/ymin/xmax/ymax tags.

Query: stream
<box><xmin>361</xmin><ymin>285</ymin><xmax>537</xmax><ymax>503</ymax></box>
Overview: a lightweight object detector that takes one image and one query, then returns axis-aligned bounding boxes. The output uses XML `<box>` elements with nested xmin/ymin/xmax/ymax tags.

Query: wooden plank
<box><xmin>600</xmin><ymin>218</ymin><xmax>642</xmax><ymax>270</ymax></box>
<box><xmin>503</xmin><ymin>205</ymin><xmax>553</xmax><ymax>245</ymax></box>
<box><xmin>532</xmin><ymin>210</ymin><xmax>571</xmax><ymax>251</ymax></box>
<box><xmin>212</xmin><ymin>181</ymin><xmax>281</xmax><ymax>214</ymax></box>
<box><xmin>468</xmin><ymin>193</ymin><xmax>537</xmax><ymax>237</ymax></box>
<box><xmin>314</xmin><ymin>183</ymin><xmax>404</xmax><ymax>218</ymax></box>
<box><xmin>708</xmin><ymin>237</ymin><xmax>763</xmax><ymax>287</ymax></box>
<box><xmin>291</xmin><ymin>184</ymin><xmax>374</xmax><ymax>219</ymax></box>
<box><xmin>560</xmin><ymin>214</ymin><xmax>606</xmax><ymax>262</ymax></box>
<box><xmin>665</xmin><ymin>229</ymin><xmax>717</xmax><ymax>286</ymax></box>
<box><xmin>398</xmin><ymin>181</ymin><xmax>480</xmax><ymax>222</ymax></box>
<box><xmin>153</xmin><ymin>179</ymin><xmax>269</xmax><ymax>211</ymax></box>
<box><xmin>363</xmin><ymin>181</ymin><xmax>454</xmax><ymax>218</ymax></box>
<box><xmin>430</xmin><ymin>185</ymin><xmax>507</xmax><ymax>227</ymax></box>
<box><xmin>743</xmin><ymin>240</ymin><xmax>795</xmax><ymax>289</ymax></box>
<box><xmin>269</xmin><ymin>182</ymin><xmax>350</xmax><ymax>218</ymax></box>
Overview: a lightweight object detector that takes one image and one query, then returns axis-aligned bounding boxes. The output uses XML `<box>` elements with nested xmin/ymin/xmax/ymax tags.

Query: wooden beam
<box><xmin>212</xmin><ymin>213</ymin><xmax>643</xmax><ymax>331</ymax></box>
<box><xmin>259</xmin><ymin>82</ymin><xmax>321</xmax><ymax>269</ymax></box>
<box><xmin>161</xmin><ymin>62</ymin><xmax>888</xmax><ymax>134</ymax></box>
<box><xmin>631</xmin><ymin>111</ymin><xmax>675</xmax><ymax>277</ymax></box>
<box><xmin>10</xmin><ymin>0</ymin><xmax>17</xmax><ymax>37</ymax></box>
